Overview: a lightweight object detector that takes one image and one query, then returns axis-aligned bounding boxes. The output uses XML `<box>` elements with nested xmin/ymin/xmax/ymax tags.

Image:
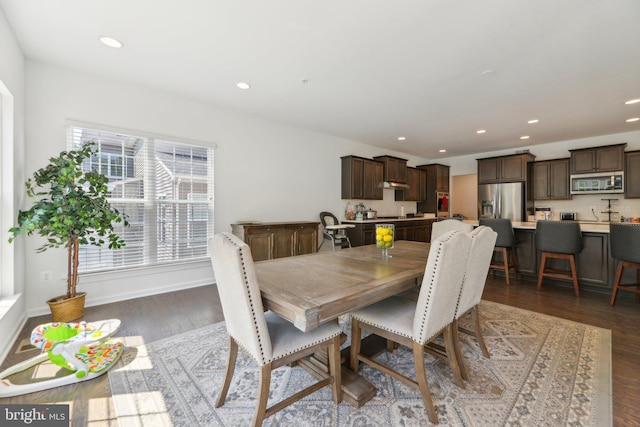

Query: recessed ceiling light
<box><xmin>625</xmin><ymin>99</ymin><xmax>640</xmax><ymax>105</ymax></box>
<box><xmin>527</xmin><ymin>119</ymin><xmax>539</xmax><ymax>124</ymax></box>
<box><xmin>627</xmin><ymin>117</ymin><xmax>640</xmax><ymax>122</ymax></box>
<box><xmin>520</xmin><ymin>135</ymin><xmax>530</xmax><ymax>140</ymax></box>
<box><xmin>397</xmin><ymin>136</ymin><xmax>406</xmax><ymax>141</ymax></box>
<box><xmin>236</xmin><ymin>82</ymin><xmax>251</xmax><ymax>89</ymax></box>
<box><xmin>99</xmin><ymin>36</ymin><xmax>123</xmax><ymax>48</ymax></box>
<box><xmin>439</xmin><ymin>149</ymin><xmax>447</xmax><ymax>153</ymax></box>
<box><xmin>476</xmin><ymin>129</ymin><xmax>486</xmax><ymax>134</ymax></box>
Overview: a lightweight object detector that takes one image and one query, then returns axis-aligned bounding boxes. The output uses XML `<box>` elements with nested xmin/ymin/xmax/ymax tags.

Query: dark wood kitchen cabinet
<box><xmin>511</xmin><ymin>228</ymin><xmax>613</xmax><ymax>293</ymax></box>
<box><xmin>569</xmin><ymin>143</ymin><xmax>626</xmax><ymax>174</ymax></box>
<box><xmin>625</xmin><ymin>150</ymin><xmax>640</xmax><ymax>198</ymax></box>
<box><xmin>532</xmin><ymin>158</ymin><xmax>570</xmax><ymax>200</ymax></box>
<box><xmin>395</xmin><ymin>167</ymin><xmax>427</xmax><ymax>201</ymax></box>
<box><xmin>346</xmin><ymin>219</ymin><xmax>434</xmax><ymax>247</ymax></box>
<box><xmin>231</xmin><ymin>221</ymin><xmax>319</xmax><ymax>261</ymax></box>
<box><xmin>477</xmin><ymin>153</ymin><xmax>535</xmax><ymax>184</ymax></box>
<box><xmin>373</xmin><ymin>155</ymin><xmax>408</xmax><ymax>183</ymax></box>
<box><xmin>416</xmin><ymin>164</ymin><xmax>449</xmax><ymax>214</ymax></box>
<box><xmin>341</xmin><ymin>156</ymin><xmax>383</xmax><ymax>200</ymax></box>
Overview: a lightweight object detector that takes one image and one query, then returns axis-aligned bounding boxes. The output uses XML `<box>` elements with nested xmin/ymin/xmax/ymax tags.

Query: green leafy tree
<box><xmin>9</xmin><ymin>142</ymin><xmax>129</xmax><ymax>299</ymax></box>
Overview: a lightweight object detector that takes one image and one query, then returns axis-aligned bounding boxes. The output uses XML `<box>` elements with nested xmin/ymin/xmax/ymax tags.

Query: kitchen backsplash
<box><xmin>344</xmin><ymin>190</ymin><xmax>418</xmax><ymax>218</ymax></box>
<box><xmin>534</xmin><ymin>195</ymin><xmax>640</xmax><ymax>222</ymax></box>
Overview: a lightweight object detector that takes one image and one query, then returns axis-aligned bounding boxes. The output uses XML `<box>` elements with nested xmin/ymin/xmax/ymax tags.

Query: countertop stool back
<box><xmin>479</xmin><ymin>218</ymin><xmax>518</xmax><ymax>285</ymax></box>
<box><xmin>535</xmin><ymin>221</ymin><xmax>583</xmax><ymax>297</ymax></box>
<box><xmin>609</xmin><ymin>223</ymin><xmax>640</xmax><ymax>305</ymax></box>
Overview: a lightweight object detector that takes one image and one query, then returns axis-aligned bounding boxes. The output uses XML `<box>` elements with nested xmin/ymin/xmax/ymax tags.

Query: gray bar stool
<box><xmin>609</xmin><ymin>223</ymin><xmax>640</xmax><ymax>305</ymax></box>
<box><xmin>479</xmin><ymin>218</ymin><xmax>518</xmax><ymax>285</ymax></box>
<box><xmin>535</xmin><ymin>221</ymin><xmax>583</xmax><ymax>297</ymax></box>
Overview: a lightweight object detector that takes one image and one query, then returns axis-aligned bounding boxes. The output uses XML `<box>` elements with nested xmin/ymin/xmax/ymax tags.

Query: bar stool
<box><xmin>609</xmin><ymin>223</ymin><xmax>640</xmax><ymax>305</ymax></box>
<box><xmin>535</xmin><ymin>221</ymin><xmax>583</xmax><ymax>297</ymax></box>
<box><xmin>479</xmin><ymin>218</ymin><xmax>518</xmax><ymax>285</ymax></box>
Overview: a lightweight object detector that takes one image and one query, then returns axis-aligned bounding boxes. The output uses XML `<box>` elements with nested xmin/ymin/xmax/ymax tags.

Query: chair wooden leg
<box><xmin>350</xmin><ymin>319</ymin><xmax>362</xmax><ymax>372</ymax></box>
<box><xmin>216</xmin><ymin>336</ymin><xmax>238</xmax><ymax>408</ymax></box>
<box><xmin>569</xmin><ymin>254</ymin><xmax>579</xmax><ymax>297</ymax></box>
<box><xmin>610</xmin><ymin>261</ymin><xmax>623</xmax><ymax>305</ymax></box>
<box><xmin>451</xmin><ymin>319</ymin><xmax>469</xmax><ymax>381</ymax></box>
<box><xmin>252</xmin><ymin>364</ymin><xmax>272</xmax><ymax>427</ymax></box>
<box><xmin>413</xmin><ymin>341</ymin><xmax>439</xmax><ymax>425</ymax></box>
<box><xmin>537</xmin><ymin>252</ymin><xmax>547</xmax><ymax>291</ymax></box>
<box><xmin>501</xmin><ymin>247</ymin><xmax>510</xmax><ymax>285</ymax></box>
<box><xmin>443</xmin><ymin>325</ymin><xmax>465</xmax><ymax>389</ymax></box>
<box><xmin>328</xmin><ymin>335</ymin><xmax>342</xmax><ymax>404</ymax></box>
<box><xmin>471</xmin><ymin>306</ymin><xmax>490</xmax><ymax>358</ymax></box>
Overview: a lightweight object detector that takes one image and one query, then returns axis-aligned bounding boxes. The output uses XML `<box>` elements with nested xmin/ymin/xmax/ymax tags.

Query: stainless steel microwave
<box><xmin>570</xmin><ymin>171</ymin><xmax>624</xmax><ymax>194</ymax></box>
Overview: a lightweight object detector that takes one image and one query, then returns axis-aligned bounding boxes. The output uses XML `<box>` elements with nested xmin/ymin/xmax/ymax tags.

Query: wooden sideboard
<box><xmin>231</xmin><ymin>221</ymin><xmax>319</xmax><ymax>261</ymax></box>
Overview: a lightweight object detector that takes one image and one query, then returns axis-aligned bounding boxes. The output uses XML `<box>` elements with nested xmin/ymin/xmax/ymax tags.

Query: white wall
<box><xmin>22</xmin><ymin>60</ymin><xmax>430</xmax><ymax>317</ymax></box>
<box><xmin>439</xmin><ymin>131</ymin><xmax>640</xmax><ymax>221</ymax></box>
<box><xmin>0</xmin><ymin>8</ymin><xmax>26</xmax><ymax>363</ymax></box>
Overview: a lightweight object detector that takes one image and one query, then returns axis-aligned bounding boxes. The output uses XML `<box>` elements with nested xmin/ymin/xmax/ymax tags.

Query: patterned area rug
<box><xmin>109</xmin><ymin>301</ymin><xmax>611</xmax><ymax>426</ymax></box>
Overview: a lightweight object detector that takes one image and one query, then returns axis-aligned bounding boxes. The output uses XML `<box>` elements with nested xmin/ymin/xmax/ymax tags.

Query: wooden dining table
<box><xmin>254</xmin><ymin>240</ymin><xmax>431</xmax><ymax>407</ymax></box>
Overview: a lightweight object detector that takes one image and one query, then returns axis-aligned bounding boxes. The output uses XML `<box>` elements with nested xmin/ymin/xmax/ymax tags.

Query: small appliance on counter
<box><xmin>560</xmin><ymin>212</ymin><xmax>577</xmax><ymax>221</ymax></box>
<box><xmin>535</xmin><ymin>207</ymin><xmax>552</xmax><ymax>221</ymax></box>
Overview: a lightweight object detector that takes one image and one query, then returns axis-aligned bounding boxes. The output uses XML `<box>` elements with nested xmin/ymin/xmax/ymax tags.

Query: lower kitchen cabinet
<box><xmin>514</xmin><ymin>229</ymin><xmax>537</xmax><ymax>276</ymax></box>
<box><xmin>231</xmin><ymin>221</ymin><xmax>319</xmax><ymax>261</ymax></box>
<box><xmin>346</xmin><ymin>219</ymin><xmax>434</xmax><ymax>247</ymax></box>
<box><xmin>510</xmin><ymin>228</ymin><xmax>615</xmax><ymax>294</ymax></box>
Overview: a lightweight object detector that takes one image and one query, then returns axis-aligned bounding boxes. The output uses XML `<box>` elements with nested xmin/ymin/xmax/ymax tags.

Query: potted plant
<box><xmin>9</xmin><ymin>142</ymin><xmax>129</xmax><ymax>322</ymax></box>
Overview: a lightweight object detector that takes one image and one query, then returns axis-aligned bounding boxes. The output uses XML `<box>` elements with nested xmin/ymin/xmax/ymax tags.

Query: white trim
<box><xmin>0</xmin><ymin>80</ymin><xmax>14</xmax><ymax>298</ymax></box>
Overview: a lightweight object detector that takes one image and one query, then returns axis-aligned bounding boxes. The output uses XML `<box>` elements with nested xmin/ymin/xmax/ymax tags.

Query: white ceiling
<box><xmin>2</xmin><ymin>0</ymin><xmax>640</xmax><ymax>159</ymax></box>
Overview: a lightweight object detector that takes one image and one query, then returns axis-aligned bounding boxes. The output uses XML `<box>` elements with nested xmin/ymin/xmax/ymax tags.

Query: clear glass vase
<box><xmin>375</xmin><ymin>224</ymin><xmax>395</xmax><ymax>258</ymax></box>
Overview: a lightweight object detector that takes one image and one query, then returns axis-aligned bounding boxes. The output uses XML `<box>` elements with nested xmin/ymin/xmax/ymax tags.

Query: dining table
<box><xmin>254</xmin><ymin>240</ymin><xmax>431</xmax><ymax>407</ymax></box>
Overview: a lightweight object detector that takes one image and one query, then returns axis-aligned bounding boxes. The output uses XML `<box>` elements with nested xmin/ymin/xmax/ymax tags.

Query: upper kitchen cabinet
<box><xmin>395</xmin><ymin>167</ymin><xmax>427</xmax><ymax>201</ymax></box>
<box><xmin>625</xmin><ymin>150</ymin><xmax>640</xmax><ymax>198</ymax></box>
<box><xmin>569</xmin><ymin>143</ymin><xmax>626</xmax><ymax>174</ymax></box>
<box><xmin>477</xmin><ymin>153</ymin><xmax>536</xmax><ymax>184</ymax></box>
<box><xmin>341</xmin><ymin>155</ymin><xmax>384</xmax><ymax>200</ymax></box>
<box><xmin>418</xmin><ymin>163</ymin><xmax>449</xmax><ymax>191</ymax></box>
<box><xmin>532</xmin><ymin>158</ymin><xmax>570</xmax><ymax>200</ymax></box>
<box><xmin>373</xmin><ymin>155</ymin><xmax>408</xmax><ymax>183</ymax></box>
<box><xmin>416</xmin><ymin>163</ymin><xmax>449</xmax><ymax>214</ymax></box>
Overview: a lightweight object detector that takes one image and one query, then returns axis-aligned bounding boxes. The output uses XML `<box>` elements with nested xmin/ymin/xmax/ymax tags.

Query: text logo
<box><xmin>1</xmin><ymin>404</ymin><xmax>69</xmax><ymax>426</ymax></box>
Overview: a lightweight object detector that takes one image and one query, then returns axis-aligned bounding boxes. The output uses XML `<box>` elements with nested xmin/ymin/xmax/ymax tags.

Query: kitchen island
<box><xmin>343</xmin><ymin>216</ymin><xmax>437</xmax><ymax>246</ymax></box>
<box><xmin>464</xmin><ymin>220</ymin><xmax>631</xmax><ymax>296</ymax></box>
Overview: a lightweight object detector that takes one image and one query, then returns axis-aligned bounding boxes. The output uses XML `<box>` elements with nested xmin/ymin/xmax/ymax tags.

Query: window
<box><xmin>67</xmin><ymin>122</ymin><xmax>214</xmax><ymax>273</ymax></box>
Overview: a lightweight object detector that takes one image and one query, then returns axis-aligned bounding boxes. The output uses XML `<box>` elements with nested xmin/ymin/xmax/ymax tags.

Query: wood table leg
<box><xmin>298</xmin><ymin>334</ymin><xmax>386</xmax><ymax>408</ymax></box>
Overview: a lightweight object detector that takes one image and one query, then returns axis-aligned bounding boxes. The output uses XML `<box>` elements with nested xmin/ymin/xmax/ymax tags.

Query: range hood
<box><xmin>382</xmin><ymin>181</ymin><xmax>410</xmax><ymax>190</ymax></box>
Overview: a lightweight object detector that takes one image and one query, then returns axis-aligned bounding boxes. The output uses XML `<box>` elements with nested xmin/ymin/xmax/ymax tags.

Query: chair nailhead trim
<box><xmin>222</xmin><ymin>233</ymin><xmax>268</xmax><ymax>364</ymax></box>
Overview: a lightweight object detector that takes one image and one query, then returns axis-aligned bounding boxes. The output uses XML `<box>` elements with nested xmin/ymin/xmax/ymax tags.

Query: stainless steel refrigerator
<box><xmin>478</xmin><ymin>182</ymin><xmax>528</xmax><ymax>221</ymax></box>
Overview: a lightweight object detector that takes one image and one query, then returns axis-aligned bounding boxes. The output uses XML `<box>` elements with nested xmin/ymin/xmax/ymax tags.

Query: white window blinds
<box><xmin>67</xmin><ymin>123</ymin><xmax>214</xmax><ymax>273</ymax></box>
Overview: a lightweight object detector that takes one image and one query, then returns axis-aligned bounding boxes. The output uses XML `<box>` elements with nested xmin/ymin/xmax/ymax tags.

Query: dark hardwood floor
<box><xmin>1</xmin><ymin>276</ymin><xmax>638</xmax><ymax>426</ymax></box>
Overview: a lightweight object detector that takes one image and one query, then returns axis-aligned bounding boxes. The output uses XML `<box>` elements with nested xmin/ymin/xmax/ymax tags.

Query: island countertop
<box><xmin>463</xmin><ymin>219</ymin><xmax>611</xmax><ymax>233</ymax></box>
<box><xmin>343</xmin><ymin>215</ymin><xmax>436</xmax><ymax>224</ymax></box>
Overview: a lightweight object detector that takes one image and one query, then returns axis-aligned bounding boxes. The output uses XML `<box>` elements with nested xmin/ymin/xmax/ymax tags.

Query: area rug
<box><xmin>108</xmin><ymin>300</ymin><xmax>611</xmax><ymax>426</ymax></box>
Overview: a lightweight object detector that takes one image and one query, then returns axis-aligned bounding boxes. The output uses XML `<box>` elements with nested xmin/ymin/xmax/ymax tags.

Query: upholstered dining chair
<box><xmin>209</xmin><ymin>233</ymin><xmax>342</xmax><ymax>427</ymax></box>
<box><xmin>349</xmin><ymin>230</ymin><xmax>472</xmax><ymax>425</ymax></box>
<box><xmin>609</xmin><ymin>223</ymin><xmax>640</xmax><ymax>305</ymax></box>
<box><xmin>535</xmin><ymin>221</ymin><xmax>583</xmax><ymax>297</ymax></box>
<box><xmin>451</xmin><ymin>225</ymin><xmax>497</xmax><ymax>381</ymax></box>
<box><xmin>479</xmin><ymin>218</ymin><xmax>519</xmax><ymax>285</ymax></box>
<box><xmin>431</xmin><ymin>219</ymin><xmax>473</xmax><ymax>242</ymax></box>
